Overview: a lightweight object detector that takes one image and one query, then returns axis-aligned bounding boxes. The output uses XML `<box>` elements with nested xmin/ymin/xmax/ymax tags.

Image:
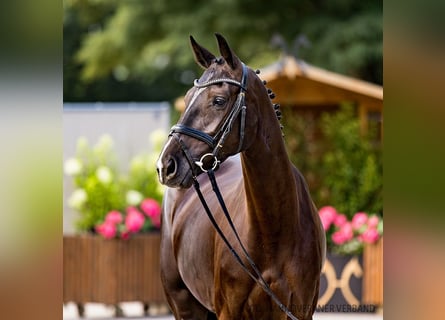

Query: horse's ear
<box><xmin>215</xmin><ymin>33</ymin><xmax>239</xmax><ymax>70</ymax></box>
<box><xmin>190</xmin><ymin>35</ymin><xmax>215</xmax><ymax>69</ymax></box>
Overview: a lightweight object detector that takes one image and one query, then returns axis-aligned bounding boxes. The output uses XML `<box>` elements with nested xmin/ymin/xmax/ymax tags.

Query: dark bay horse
<box><xmin>156</xmin><ymin>33</ymin><xmax>325</xmax><ymax>320</ymax></box>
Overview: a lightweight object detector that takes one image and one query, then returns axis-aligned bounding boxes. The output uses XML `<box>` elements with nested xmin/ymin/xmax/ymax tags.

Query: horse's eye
<box><xmin>213</xmin><ymin>97</ymin><xmax>226</xmax><ymax>107</ymax></box>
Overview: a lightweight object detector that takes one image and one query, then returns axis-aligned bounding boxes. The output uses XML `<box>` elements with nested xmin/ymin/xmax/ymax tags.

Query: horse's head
<box><xmin>157</xmin><ymin>33</ymin><xmax>266</xmax><ymax>188</ymax></box>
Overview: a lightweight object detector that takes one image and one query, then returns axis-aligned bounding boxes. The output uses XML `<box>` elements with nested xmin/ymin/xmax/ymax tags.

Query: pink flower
<box><xmin>334</xmin><ymin>214</ymin><xmax>347</xmax><ymax>227</ymax></box>
<box><xmin>367</xmin><ymin>215</ymin><xmax>380</xmax><ymax>228</ymax></box>
<box><xmin>319</xmin><ymin>206</ymin><xmax>337</xmax><ymax>231</ymax></box>
<box><xmin>332</xmin><ymin>231</ymin><xmax>347</xmax><ymax>245</ymax></box>
<box><xmin>120</xmin><ymin>229</ymin><xmax>131</xmax><ymax>240</ymax></box>
<box><xmin>105</xmin><ymin>210</ymin><xmax>123</xmax><ymax>225</ymax></box>
<box><xmin>331</xmin><ymin>222</ymin><xmax>353</xmax><ymax>245</ymax></box>
<box><xmin>151</xmin><ymin>214</ymin><xmax>161</xmax><ymax>228</ymax></box>
<box><xmin>320</xmin><ymin>215</ymin><xmax>331</xmax><ymax>231</ymax></box>
<box><xmin>352</xmin><ymin>212</ymin><xmax>368</xmax><ymax>230</ymax></box>
<box><xmin>141</xmin><ymin>198</ymin><xmax>161</xmax><ymax>219</ymax></box>
<box><xmin>340</xmin><ymin>223</ymin><xmax>353</xmax><ymax>240</ymax></box>
<box><xmin>96</xmin><ymin>221</ymin><xmax>117</xmax><ymax>239</ymax></box>
<box><xmin>125</xmin><ymin>206</ymin><xmax>145</xmax><ymax>233</ymax></box>
<box><xmin>141</xmin><ymin>198</ymin><xmax>162</xmax><ymax>228</ymax></box>
<box><xmin>361</xmin><ymin>228</ymin><xmax>380</xmax><ymax>244</ymax></box>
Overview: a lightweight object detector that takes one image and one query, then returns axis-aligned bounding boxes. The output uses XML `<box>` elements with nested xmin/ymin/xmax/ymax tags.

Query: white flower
<box><xmin>95</xmin><ymin>134</ymin><xmax>114</xmax><ymax>153</ymax></box>
<box><xmin>149</xmin><ymin>129</ymin><xmax>167</xmax><ymax>152</ymax></box>
<box><xmin>156</xmin><ymin>180</ymin><xmax>166</xmax><ymax>195</ymax></box>
<box><xmin>130</xmin><ymin>155</ymin><xmax>145</xmax><ymax>172</ymax></box>
<box><xmin>68</xmin><ymin>189</ymin><xmax>88</xmax><ymax>210</ymax></box>
<box><xmin>76</xmin><ymin>136</ymin><xmax>89</xmax><ymax>152</ymax></box>
<box><xmin>64</xmin><ymin>158</ymin><xmax>82</xmax><ymax>176</ymax></box>
<box><xmin>126</xmin><ymin>190</ymin><xmax>143</xmax><ymax>206</ymax></box>
<box><xmin>96</xmin><ymin>166</ymin><xmax>113</xmax><ymax>184</ymax></box>
<box><xmin>146</xmin><ymin>154</ymin><xmax>159</xmax><ymax>172</ymax></box>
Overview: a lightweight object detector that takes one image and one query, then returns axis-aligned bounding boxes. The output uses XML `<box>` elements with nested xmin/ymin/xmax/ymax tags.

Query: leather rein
<box><xmin>168</xmin><ymin>63</ymin><xmax>299</xmax><ymax>320</ymax></box>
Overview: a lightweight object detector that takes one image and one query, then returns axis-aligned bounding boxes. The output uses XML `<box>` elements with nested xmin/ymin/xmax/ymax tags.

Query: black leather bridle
<box><xmin>167</xmin><ymin>63</ymin><xmax>300</xmax><ymax>320</ymax></box>
<box><xmin>169</xmin><ymin>62</ymin><xmax>248</xmax><ymax>175</ymax></box>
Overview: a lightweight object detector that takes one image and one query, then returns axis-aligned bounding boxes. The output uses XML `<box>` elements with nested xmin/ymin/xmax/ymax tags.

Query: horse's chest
<box><xmin>171</xmin><ymin>206</ymin><xmax>216</xmax><ymax>308</ymax></box>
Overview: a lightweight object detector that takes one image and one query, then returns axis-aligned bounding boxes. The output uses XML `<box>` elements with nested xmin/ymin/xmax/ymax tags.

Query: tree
<box><xmin>64</xmin><ymin>0</ymin><xmax>382</xmax><ymax>102</ymax></box>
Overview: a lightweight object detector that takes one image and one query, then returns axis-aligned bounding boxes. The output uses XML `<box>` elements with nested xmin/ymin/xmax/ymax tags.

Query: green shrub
<box><xmin>282</xmin><ymin>104</ymin><xmax>382</xmax><ymax>219</ymax></box>
<box><xmin>318</xmin><ymin>104</ymin><xmax>382</xmax><ymax>218</ymax></box>
<box><xmin>65</xmin><ymin>132</ymin><xmax>165</xmax><ymax>232</ymax></box>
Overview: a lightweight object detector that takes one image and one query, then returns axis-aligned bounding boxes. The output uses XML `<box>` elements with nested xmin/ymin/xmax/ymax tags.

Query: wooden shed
<box><xmin>259</xmin><ymin>56</ymin><xmax>383</xmax><ymax>136</ymax></box>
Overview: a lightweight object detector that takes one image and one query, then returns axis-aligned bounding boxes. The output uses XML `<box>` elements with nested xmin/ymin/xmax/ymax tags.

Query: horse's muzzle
<box><xmin>156</xmin><ymin>143</ymin><xmax>195</xmax><ymax>189</ymax></box>
<box><xmin>157</xmin><ymin>154</ymin><xmax>180</xmax><ymax>186</ymax></box>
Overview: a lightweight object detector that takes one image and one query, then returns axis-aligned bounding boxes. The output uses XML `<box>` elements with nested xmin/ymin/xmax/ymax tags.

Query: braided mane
<box><xmin>255</xmin><ymin>69</ymin><xmax>284</xmax><ymax>135</ymax></box>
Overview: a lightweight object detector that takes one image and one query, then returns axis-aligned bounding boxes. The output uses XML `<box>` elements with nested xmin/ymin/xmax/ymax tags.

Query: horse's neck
<box><xmin>240</xmin><ymin>110</ymin><xmax>300</xmax><ymax>247</ymax></box>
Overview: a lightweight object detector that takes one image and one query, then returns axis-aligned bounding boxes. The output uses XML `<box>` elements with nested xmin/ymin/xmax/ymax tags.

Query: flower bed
<box><xmin>319</xmin><ymin>206</ymin><xmax>383</xmax><ymax>255</ymax></box>
<box><xmin>64</xmin><ymin>133</ymin><xmax>165</xmax><ymax>234</ymax></box>
<box><xmin>64</xmin><ymin>134</ymin><xmax>167</xmax><ymax>315</ymax></box>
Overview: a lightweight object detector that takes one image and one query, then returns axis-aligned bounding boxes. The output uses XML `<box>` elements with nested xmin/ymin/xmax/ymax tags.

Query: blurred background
<box><xmin>17</xmin><ymin>0</ymin><xmax>445</xmax><ymax>319</ymax></box>
<box><xmin>63</xmin><ymin>0</ymin><xmax>382</xmax><ymax>102</ymax></box>
<box><xmin>62</xmin><ymin>0</ymin><xmax>383</xmax><ymax>319</ymax></box>
<box><xmin>63</xmin><ymin>0</ymin><xmax>382</xmax><ymax>210</ymax></box>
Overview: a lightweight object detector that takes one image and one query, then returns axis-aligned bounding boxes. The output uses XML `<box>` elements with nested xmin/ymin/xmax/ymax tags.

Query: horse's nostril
<box><xmin>166</xmin><ymin>158</ymin><xmax>177</xmax><ymax>177</ymax></box>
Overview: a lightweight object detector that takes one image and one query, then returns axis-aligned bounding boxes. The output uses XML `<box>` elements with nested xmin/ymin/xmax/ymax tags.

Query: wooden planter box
<box><xmin>318</xmin><ymin>237</ymin><xmax>383</xmax><ymax>312</ymax></box>
<box><xmin>363</xmin><ymin>237</ymin><xmax>383</xmax><ymax>307</ymax></box>
<box><xmin>318</xmin><ymin>252</ymin><xmax>364</xmax><ymax>312</ymax></box>
<box><xmin>63</xmin><ymin>233</ymin><xmax>166</xmax><ymax>312</ymax></box>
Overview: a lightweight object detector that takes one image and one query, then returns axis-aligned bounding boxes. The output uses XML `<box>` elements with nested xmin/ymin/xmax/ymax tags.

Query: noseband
<box><xmin>169</xmin><ymin>63</ymin><xmax>248</xmax><ymax>174</ymax></box>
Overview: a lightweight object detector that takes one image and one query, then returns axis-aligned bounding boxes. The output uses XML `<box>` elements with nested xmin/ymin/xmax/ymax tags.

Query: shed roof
<box><xmin>260</xmin><ymin>56</ymin><xmax>383</xmax><ymax>111</ymax></box>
